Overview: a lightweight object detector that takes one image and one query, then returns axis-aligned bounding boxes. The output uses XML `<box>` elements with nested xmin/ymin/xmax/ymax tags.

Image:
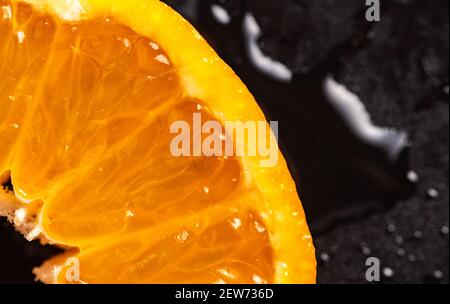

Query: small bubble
<box><xmin>361</xmin><ymin>246</ymin><xmax>372</xmax><ymax>256</ymax></box>
<box><xmin>386</xmin><ymin>224</ymin><xmax>396</xmax><ymax>233</ymax></box>
<box><xmin>366</xmin><ymin>30</ymin><xmax>375</xmax><ymax>39</ymax></box>
<box><xmin>408</xmin><ymin>254</ymin><xmax>417</xmax><ymax>263</ymax></box>
<box><xmin>440</xmin><ymin>226</ymin><xmax>449</xmax><ymax>235</ymax></box>
<box><xmin>396</xmin><ymin>248</ymin><xmax>406</xmax><ymax>257</ymax></box>
<box><xmin>395</xmin><ymin>235</ymin><xmax>404</xmax><ymax>245</ymax></box>
<box><xmin>382</xmin><ymin>267</ymin><xmax>395</xmax><ymax>278</ymax></box>
<box><xmin>413</xmin><ymin>231</ymin><xmax>423</xmax><ymax>239</ymax></box>
<box><xmin>319</xmin><ymin>252</ymin><xmax>331</xmax><ymax>263</ymax></box>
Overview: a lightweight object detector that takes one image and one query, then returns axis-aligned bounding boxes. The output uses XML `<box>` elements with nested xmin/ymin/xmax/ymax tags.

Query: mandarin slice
<box><xmin>0</xmin><ymin>0</ymin><xmax>316</xmax><ymax>284</ymax></box>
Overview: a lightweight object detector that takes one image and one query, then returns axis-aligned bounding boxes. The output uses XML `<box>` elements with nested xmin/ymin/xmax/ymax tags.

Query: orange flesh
<box><xmin>0</xmin><ymin>1</ymin><xmax>274</xmax><ymax>283</ymax></box>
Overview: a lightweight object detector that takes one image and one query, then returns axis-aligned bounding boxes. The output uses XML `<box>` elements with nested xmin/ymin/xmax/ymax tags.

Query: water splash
<box><xmin>243</xmin><ymin>13</ymin><xmax>293</xmax><ymax>82</ymax></box>
<box><xmin>324</xmin><ymin>76</ymin><xmax>408</xmax><ymax>161</ymax></box>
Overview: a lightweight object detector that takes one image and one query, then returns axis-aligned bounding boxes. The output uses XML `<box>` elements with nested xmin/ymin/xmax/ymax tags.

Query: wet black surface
<box><xmin>0</xmin><ymin>0</ymin><xmax>448</xmax><ymax>284</ymax></box>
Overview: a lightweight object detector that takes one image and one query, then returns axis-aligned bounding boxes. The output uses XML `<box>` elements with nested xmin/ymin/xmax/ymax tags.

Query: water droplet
<box><xmin>366</xmin><ymin>30</ymin><xmax>375</xmax><ymax>39</ymax></box>
<box><xmin>1</xmin><ymin>6</ymin><xmax>12</xmax><ymax>20</ymax></box>
<box><xmin>119</xmin><ymin>37</ymin><xmax>131</xmax><ymax>48</ymax></box>
<box><xmin>203</xmin><ymin>186</ymin><xmax>210</xmax><ymax>194</ymax></box>
<box><xmin>426</xmin><ymin>188</ymin><xmax>440</xmax><ymax>199</ymax></box>
<box><xmin>17</xmin><ymin>31</ymin><xmax>26</xmax><ymax>44</ymax></box>
<box><xmin>302</xmin><ymin>234</ymin><xmax>312</xmax><ymax>241</ymax></box>
<box><xmin>382</xmin><ymin>267</ymin><xmax>395</xmax><ymax>278</ymax></box>
<box><xmin>413</xmin><ymin>230</ymin><xmax>423</xmax><ymax>239</ymax></box>
<box><xmin>407</xmin><ymin>170</ymin><xmax>419</xmax><ymax>183</ymax></box>
<box><xmin>155</xmin><ymin>54</ymin><xmax>170</xmax><ymax>65</ymax></box>
<box><xmin>444</xmin><ymin>85</ymin><xmax>449</xmax><ymax>95</ymax></box>
<box><xmin>360</xmin><ymin>243</ymin><xmax>372</xmax><ymax>256</ymax></box>
<box><xmin>176</xmin><ymin>230</ymin><xmax>189</xmax><ymax>243</ymax></box>
<box><xmin>211</xmin><ymin>4</ymin><xmax>231</xmax><ymax>25</ymax></box>
<box><xmin>25</xmin><ymin>227</ymin><xmax>41</xmax><ymax>241</ymax></box>
<box><xmin>319</xmin><ymin>252</ymin><xmax>331</xmax><ymax>263</ymax></box>
<box><xmin>424</xmin><ymin>269</ymin><xmax>445</xmax><ymax>283</ymax></box>
<box><xmin>396</xmin><ymin>248</ymin><xmax>406</xmax><ymax>257</ymax></box>
<box><xmin>408</xmin><ymin>254</ymin><xmax>417</xmax><ymax>263</ymax></box>
<box><xmin>217</xmin><ymin>268</ymin><xmax>235</xmax><ymax>280</ymax></box>
<box><xmin>254</xmin><ymin>221</ymin><xmax>266</xmax><ymax>233</ymax></box>
<box><xmin>395</xmin><ymin>235</ymin><xmax>404</xmax><ymax>245</ymax></box>
<box><xmin>149</xmin><ymin>42</ymin><xmax>159</xmax><ymax>50</ymax></box>
<box><xmin>14</xmin><ymin>208</ymin><xmax>27</xmax><ymax>226</ymax></box>
<box><xmin>230</xmin><ymin>217</ymin><xmax>242</xmax><ymax>230</ymax></box>
<box><xmin>252</xmin><ymin>274</ymin><xmax>265</xmax><ymax>284</ymax></box>
<box><xmin>433</xmin><ymin>270</ymin><xmax>444</xmax><ymax>280</ymax></box>
<box><xmin>387</xmin><ymin>223</ymin><xmax>396</xmax><ymax>233</ymax></box>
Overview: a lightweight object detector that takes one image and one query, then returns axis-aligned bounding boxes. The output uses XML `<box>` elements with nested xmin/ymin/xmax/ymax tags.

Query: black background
<box><xmin>1</xmin><ymin>0</ymin><xmax>448</xmax><ymax>284</ymax></box>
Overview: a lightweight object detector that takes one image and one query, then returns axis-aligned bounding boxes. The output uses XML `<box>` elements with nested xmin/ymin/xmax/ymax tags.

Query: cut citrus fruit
<box><xmin>0</xmin><ymin>0</ymin><xmax>316</xmax><ymax>283</ymax></box>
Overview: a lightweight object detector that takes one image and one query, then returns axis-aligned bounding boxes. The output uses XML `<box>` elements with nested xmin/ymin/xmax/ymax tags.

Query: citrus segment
<box><xmin>5</xmin><ymin>4</ymin><xmax>181</xmax><ymax>199</ymax></box>
<box><xmin>0</xmin><ymin>0</ymin><xmax>316</xmax><ymax>284</ymax></box>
